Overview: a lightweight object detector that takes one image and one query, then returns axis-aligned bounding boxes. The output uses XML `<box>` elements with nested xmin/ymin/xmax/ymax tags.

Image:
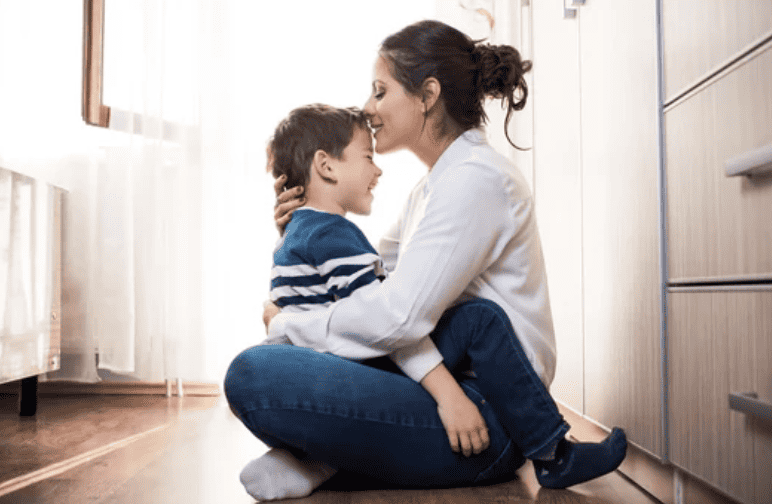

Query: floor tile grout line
<box><xmin>0</xmin><ymin>424</ymin><xmax>169</xmax><ymax>498</ymax></box>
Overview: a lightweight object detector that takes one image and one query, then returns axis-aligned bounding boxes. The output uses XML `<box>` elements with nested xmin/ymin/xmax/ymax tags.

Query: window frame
<box><xmin>82</xmin><ymin>0</ymin><xmax>110</xmax><ymax>127</ymax></box>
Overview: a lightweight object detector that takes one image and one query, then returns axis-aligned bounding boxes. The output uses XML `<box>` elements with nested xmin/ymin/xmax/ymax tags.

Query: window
<box><xmin>82</xmin><ymin>0</ymin><xmax>110</xmax><ymax>127</ymax></box>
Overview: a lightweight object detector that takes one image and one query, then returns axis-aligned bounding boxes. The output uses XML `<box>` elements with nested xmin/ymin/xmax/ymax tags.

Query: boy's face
<box><xmin>333</xmin><ymin>127</ymin><xmax>382</xmax><ymax>215</ymax></box>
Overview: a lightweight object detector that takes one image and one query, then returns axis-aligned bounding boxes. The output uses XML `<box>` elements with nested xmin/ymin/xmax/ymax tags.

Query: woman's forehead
<box><xmin>372</xmin><ymin>56</ymin><xmax>391</xmax><ymax>83</ymax></box>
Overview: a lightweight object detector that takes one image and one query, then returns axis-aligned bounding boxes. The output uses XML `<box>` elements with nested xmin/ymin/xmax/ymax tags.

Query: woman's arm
<box><xmin>268</xmin><ymin>161</ymin><xmax>516</xmax><ymax>382</ymax></box>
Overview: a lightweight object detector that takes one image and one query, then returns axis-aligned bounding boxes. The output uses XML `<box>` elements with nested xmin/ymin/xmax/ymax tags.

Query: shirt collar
<box><xmin>426</xmin><ymin>128</ymin><xmax>487</xmax><ymax>190</ymax></box>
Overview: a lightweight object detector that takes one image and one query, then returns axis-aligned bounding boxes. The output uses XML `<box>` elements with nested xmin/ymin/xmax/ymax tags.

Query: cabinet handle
<box><xmin>728</xmin><ymin>392</ymin><xmax>772</xmax><ymax>422</ymax></box>
<box><xmin>724</xmin><ymin>143</ymin><xmax>772</xmax><ymax>177</ymax></box>
<box><xmin>563</xmin><ymin>0</ymin><xmax>585</xmax><ymax>19</ymax></box>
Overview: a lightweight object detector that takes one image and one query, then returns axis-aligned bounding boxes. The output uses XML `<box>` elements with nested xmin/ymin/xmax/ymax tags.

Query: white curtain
<box><xmin>1</xmin><ymin>0</ymin><xmax>434</xmax><ymax>385</ymax></box>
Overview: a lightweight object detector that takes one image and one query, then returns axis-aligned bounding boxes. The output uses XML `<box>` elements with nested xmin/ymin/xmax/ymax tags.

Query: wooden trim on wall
<box><xmin>82</xmin><ymin>0</ymin><xmax>110</xmax><ymax>127</ymax></box>
<box><xmin>0</xmin><ymin>380</ymin><xmax>220</xmax><ymax>397</ymax></box>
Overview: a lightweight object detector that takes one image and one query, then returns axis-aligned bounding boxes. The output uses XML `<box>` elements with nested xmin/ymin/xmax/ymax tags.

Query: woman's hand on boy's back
<box><xmin>273</xmin><ymin>175</ymin><xmax>305</xmax><ymax>234</ymax></box>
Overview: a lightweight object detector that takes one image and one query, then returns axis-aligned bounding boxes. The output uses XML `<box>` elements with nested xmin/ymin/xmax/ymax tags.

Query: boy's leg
<box><xmin>430</xmin><ymin>298</ymin><xmax>627</xmax><ymax>489</ymax></box>
<box><xmin>224</xmin><ymin>344</ymin><xmax>524</xmax><ymax>492</ymax></box>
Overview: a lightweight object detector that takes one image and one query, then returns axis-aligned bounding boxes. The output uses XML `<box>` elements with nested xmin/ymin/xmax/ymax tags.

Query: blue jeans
<box><xmin>224</xmin><ymin>298</ymin><xmax>569</xmax><ymax>488</ymax></box>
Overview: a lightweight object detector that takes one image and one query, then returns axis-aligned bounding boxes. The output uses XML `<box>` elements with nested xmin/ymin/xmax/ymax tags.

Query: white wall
<box><xmin>0</xmin><ymin>1</ymin><xmax>110</xmax><ymax>190</ymax></box>
<box><xmin>434</xmin><ymin>0</ymin><xmax>534</xmax><ymax>192</ymax></box>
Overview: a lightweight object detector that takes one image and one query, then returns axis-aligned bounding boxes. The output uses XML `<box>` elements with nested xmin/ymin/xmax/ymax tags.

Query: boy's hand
<box><xmin>420</xmin><ymin>363</ymin><xmax>490</xmax><ymax>457</ymax></box>
<box><xmin>436</xmin><ymin>394</ymin><xmax>490</xmax><ymax>457</ymax></box>
<box><xmin>262</xmin><ymin>301</ymin><xmax>281</xmax><ymax>333</ymax></box>
<box><xmin>273</xmin><ymin>175</ymin><xmax>304</xmax><ymax>234</ymax></box>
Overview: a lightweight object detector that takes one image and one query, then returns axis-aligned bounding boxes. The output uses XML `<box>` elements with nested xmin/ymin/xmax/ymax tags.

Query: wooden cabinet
<box><xmin>577</xmin><ymin>2</ymin><xmax>662</xmax><ymax>457</ymax></box>
<box><xmin>530</xmin><ymin>1</ymin><xmax>771</xmax><ymax>500</ymax></box>
<box><xmin>531</xmin><ymin>0</ymin><xmax>663</xmax><ymax>457</ymax></box>
<box><xmin>666</xmin><ymin>45</ymin><xmax>772</xmax><ymax>283</ymax></box>
<box><xmin>661</xmin><ymin>0</ymin><xmax>772</xmax><ymax>102</ymax></box>
<box><xmin>662</xmin><ymin>2</ymin><xmax>772</xmax><ymax>502</ymax></box>
<box><xmin>668</xmin><ymin>289</ymin><xmax>772</xmax><ymax>504</ymax></box>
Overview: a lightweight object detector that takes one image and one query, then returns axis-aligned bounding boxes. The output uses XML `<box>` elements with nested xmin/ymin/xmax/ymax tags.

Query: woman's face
<box><xmin>363</xmin><ymin>56</ymin><xmax>426</xmax><ymax>155</ymax></box>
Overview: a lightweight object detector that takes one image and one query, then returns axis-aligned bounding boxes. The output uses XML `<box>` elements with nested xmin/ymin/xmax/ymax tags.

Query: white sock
<box><xmin>239</xmin><ymin>448</ymin><xmax>337</xmax><ymax>501</ymax></box>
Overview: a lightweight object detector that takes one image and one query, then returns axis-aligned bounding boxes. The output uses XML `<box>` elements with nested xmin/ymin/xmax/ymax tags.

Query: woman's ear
<box><xmin>312</xmin><ymin>150</ymin><xmax>337</xmax><ymax>184</ymax></box>
<box><xmin>421</xmin><ymin>77</ymin><xmax>442</xmax><ymax>114</ymax></box>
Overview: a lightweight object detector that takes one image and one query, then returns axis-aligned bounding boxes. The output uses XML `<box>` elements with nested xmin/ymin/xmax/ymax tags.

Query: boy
<box><xmin>240</xmin><ymin>104</ymin><xmax>489</xmax><ymax>501</ymax></box>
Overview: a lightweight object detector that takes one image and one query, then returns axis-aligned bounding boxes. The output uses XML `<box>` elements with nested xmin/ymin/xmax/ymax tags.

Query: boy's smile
<box><xmin>332</xmin><ymin>127</ymin><xmax>382</xmax><ymax>216</ymax></box>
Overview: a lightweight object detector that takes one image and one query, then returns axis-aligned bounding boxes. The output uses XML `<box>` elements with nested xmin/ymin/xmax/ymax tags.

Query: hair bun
<box><xmin>473</xmin><ymin>43</ymin><xmax>531</xmax><ymax>111</ymax></box>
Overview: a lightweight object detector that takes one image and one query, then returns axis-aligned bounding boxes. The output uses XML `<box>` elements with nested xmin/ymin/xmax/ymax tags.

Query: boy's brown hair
<box><xmin>267</xmin><ymin>104</ymin><xmax>370</xmax><ymax>190</ymax></box>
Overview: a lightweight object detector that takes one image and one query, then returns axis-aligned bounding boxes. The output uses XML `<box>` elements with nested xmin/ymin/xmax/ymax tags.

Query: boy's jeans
<box><xmin>224</xmin><ymin>298</ymin><xmax>569</xmax><ymax>487</ymax></box>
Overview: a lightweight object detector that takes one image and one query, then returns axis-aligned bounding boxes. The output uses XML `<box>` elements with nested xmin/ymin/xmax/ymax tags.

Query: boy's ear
<box><xmin>421</xmin><ymin>77</ymin><xmax>441</xmax><ymax>114</ymax></box>
<box><xmin>312</xmin><ymin>149</ymin><xmax>337</xmax><ymax>184</ymax></box>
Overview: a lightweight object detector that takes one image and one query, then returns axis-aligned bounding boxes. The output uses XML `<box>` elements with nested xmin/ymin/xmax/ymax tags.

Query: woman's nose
<box><xmin>363</xmin><ymin>95</ymin><xmax>375</xmax><ymax>117</ymax></box>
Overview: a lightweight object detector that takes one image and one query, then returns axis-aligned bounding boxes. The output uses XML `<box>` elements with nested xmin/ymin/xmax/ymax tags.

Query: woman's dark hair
<box><xmin>267</xmin><ymin>104</ymin><xmax>369</xmax><ymax>190</ymax></box>
<box><xmin>380</xmin><ymin>20</ymin><xmax>531</xmax><ymax>149</ymax></box>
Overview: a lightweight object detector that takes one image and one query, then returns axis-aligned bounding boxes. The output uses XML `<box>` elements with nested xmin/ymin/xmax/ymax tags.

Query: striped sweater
<box><xmin>270</xmin><ymin>208</ymin><xmax>384</xmax><ymax>313</ymax></box>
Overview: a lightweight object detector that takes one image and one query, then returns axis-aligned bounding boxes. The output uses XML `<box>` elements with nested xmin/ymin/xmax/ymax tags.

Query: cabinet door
<box><xmin>751</xmin><ymin>292</ymin><xmax>772</xmax><ymax>504</ymax></box>
<box><xmin>531</xmin><ymin>0</ymin><xmax>662</xmax><ymax>457</ymax></box>
<box><xmin>578</xmin><ymin>1</ymin><xmax>662</xmax><ymax>457</ymax></box>
<box><xmin>661</xmin><ymin>0</ymin><xmax>772</xmax><ymax>102</ymax></box>
<box><xmin>49</xmin><ymin>186</ymin><xmax>63</xmax><ymax>371</ymax></box>
<box><xmin>665</xmin><ymin>45</ymin><xmax>772</xmax><ymax>283</ymax></box>
<box><xmin>531</xmin><ymin>0</ymin><xmax>584</xmax><ymax>412</ymax></box>
<box><xmin>668</xmin><ymin>289</ymin><xmax>772</xmax><ymax>504</ymax></box>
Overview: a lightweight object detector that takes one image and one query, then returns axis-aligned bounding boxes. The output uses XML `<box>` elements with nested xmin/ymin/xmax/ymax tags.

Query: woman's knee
<box><xmin>224</xmin><ymin>345</ymin><xmax>274</xmax><ymax>409</ymax></box>
<box><xmin>224</xmin><ymin>345</ymin><xmax>326</xmax><ymax>409</ymax></box>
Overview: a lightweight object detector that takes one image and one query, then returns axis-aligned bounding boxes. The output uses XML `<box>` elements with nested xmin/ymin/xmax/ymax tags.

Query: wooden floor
<box><xmin>0</xmin><ymin>393</ymin><xmax>661</xmax><ymax>504</ymax></box>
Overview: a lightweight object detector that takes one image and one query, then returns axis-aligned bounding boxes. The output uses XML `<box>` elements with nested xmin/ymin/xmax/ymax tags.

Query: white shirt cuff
<box><xmin>389</xmin><ymin>337</ymin><xmax>444</xmax><ymax>382</ymax></box>
<box><xmin>267</xmin><ymin>312</ymin><xmax>289</xmax><ymax>342</ymax></box>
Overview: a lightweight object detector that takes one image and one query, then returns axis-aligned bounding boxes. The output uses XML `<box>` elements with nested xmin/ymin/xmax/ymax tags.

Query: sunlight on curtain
<box><xmin>1</xmin><ymin>0</ymin><xmax>435</xmax><ymax>384</ymax></box>
<box><xmin>97</xmin><ymin>0</ymin><xmax>435</xmax><ymax>382</ymax></box>
<box><xmin>201</xmin><ymin>1</ymin><xmax>435</xmax><ymax>381</ymax></box>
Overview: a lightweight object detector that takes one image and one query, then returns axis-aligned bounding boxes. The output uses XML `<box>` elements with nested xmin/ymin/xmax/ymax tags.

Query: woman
<box><xmin>225</xmin><ymin>20</ymin><xmax>627</xmax><ymax>500</ymax></box>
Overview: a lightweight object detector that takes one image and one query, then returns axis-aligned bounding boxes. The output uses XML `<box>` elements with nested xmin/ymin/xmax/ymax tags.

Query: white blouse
<box><xmin>268</xmin><ymin>129</ymin><xmax>557</xmax><ymax>386</ymax></box>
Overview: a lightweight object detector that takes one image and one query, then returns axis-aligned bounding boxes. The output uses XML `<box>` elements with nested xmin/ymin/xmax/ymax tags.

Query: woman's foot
<box><xmin>239</xmin><ymin>448</ymin><xmax>337</xmax><ymax>500</ymax></box>
<box><xmin>532</xmin><ymin>427</ymin><xmax>627</xmax><ymax>489</ymax></box>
